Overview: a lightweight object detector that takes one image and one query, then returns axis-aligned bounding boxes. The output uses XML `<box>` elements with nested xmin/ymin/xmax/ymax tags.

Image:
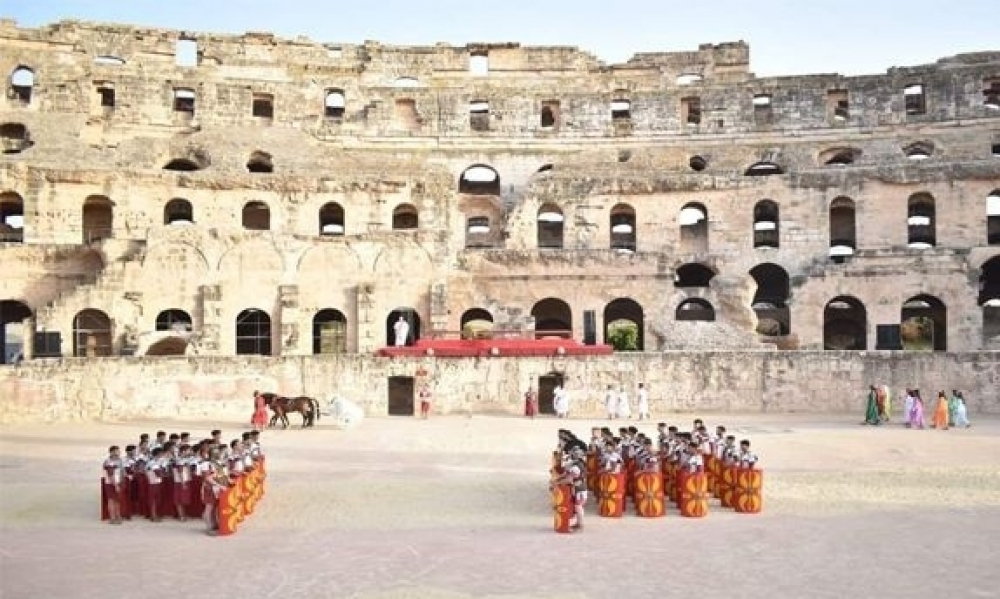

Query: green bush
<box><xmin>607</xmin><ymin>321</ymin><xmax>638</xmax><ymax>351</ymax></box>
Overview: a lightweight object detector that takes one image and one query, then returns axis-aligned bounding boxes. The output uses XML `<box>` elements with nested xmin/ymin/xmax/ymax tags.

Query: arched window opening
<box><xmin>173</xmin><ymin>88</ymin><xmax>195</xmax><ymax>114</ymax></box>
<box><xmin>689</xmin><ymin>155</ymin><xmax>707</xmax><ymax>171</ymax></box>
<box><xmin>675</xmin><ymin>299</ymin><xmax>716</xmax><ymax>322</ymax></box>
<box><xmin>753</xmin><ymin>200</ymin><xmax>780</xmax><ymax>249</ymax></box>
<box><xmin>163</xmin><ymin>198</ymin><xmax>193</xmax><ymax>225</ymax></box>
<box><xmin>604</xmin><ymin>298</ymin><xmax>644</xmax><ymax>351</ymax></box>
<box><xmin>163</xmin><ymin>158</ymin><xmax>202</xmax><ymax>172</ymax></box>
<box><xmin>679</xmin><ymin>203</ymin><xmax>709</xmax><ymax>253</ymax></box>
<box><xmin>677</xmin><ymin>74</ymin><xmax>704</xmax><ymax>86</ymax></box>
<box><xmin>1</xmin><ymin>122</ymin><xmax>33</xmax><ymax>154</ymax></box>
<box><xmin>610</xmin><ymin>203</ymin><xmax>637</xmax><ymax>253</ymax></box>
<box><xmin>392</xmin><ymin>203</ymin><xmax>418</xmax><ymax>230</ymax></box>
<box><xmin>73</xmin><ymin>308</ymin><xmax>113</xmax><ymax>357</ymax></box>
<box><xmin>155</xmin><ymin>309</ymin><xmax>192</xmax><ymax>332</ymax></box>
<box><xmin>903</xmin><ymin>141</ymin><xmax>933</xmax><ymax>161</ymax></box>
<box><xmin>82</xmin><ymin>195</ymin><xmax>114</xmax><ymax>244</ymax></box>
<box><xmin>460</xmin><ymin>308</ymin><xmax>494</xmax><ymax>340</ymax></box>
<box><xmin>235</xmin><ymin>309</ymin><xmax>272</xmax><ymax>356</ymax></box>
<box><xmin>465</xmin><ymin>216</ymin><xmax>491</xmax><ymax>248</ymax></box>
<box><xmin>980</xmin><ymin>257</ymin><xmax>1000</xmax><ymax>346</ymax></box>
<box><xmin>458</xmin><ymin>165</ymin><xmax>500</xmax><ymax>195</ymax></box>
<box><xmin>531</xmin><ymin>298</ymin><xmax>572</xmax><ymax>339</ymax></box>
<box><xmin>820</xmin><ymin>147</ymin><xmax>860</xmax><ymax>166</ymax></box>
<box><xmin>987</xmin><ymin>190</ymin><xmax>1000</xmax><ymax>245</ymax></box>
<box><xmin>674</xmin><ymin>263</ymin><xmax>716</xmax><ymax>288</ymax></box>
<box><xmin>325</xmin><ymin>89</ymin><xmax>345</xmax><ymax>119</ymax></box>
<box><xmin>536</xmin><ymin>164</ymin><xmax>554</xmax><ymax>174</ymax></box>
<box><xmin>0</xmin><ymin>299</ymin><xmax>32</xmax><ymax>364</ymax></box>
<box><xmin>386</xmin><ymin>308</ymin><xmax>421</xmax><ymax>347</ymax></box>
<box><xmin>744</xmin><ymin>162</ymin><xmax>784</xmax><ymax>176</ymax></box>
<box><xmin>537</xmin><ymin>204</ymin><xmax>564</xmax><ymax>249</ymax></box>
<box><xmin>540</xmin><ymin>102</ymin><xmax>558</xmax><ymax>128</ymax></box>
<box><xmin>247</xmin><ymin>150</ymin><xmax>273</xmax><ymax>173</ymax></box>
<box><xmin>750</xmin><ymin>263</ymin><xmax>791</xmax><ymax>336</ymax></box>
<box><xmin>9</xmin><ymin>67</ymin><xmax>34</xmax><ymax>104</ymax></box>
<box><xmin>907</xmin><ymin>193</ymin><xmax>936</xmax><ymax>249</ymax></box>
<box><xmin>242</xmin><ymin>201</ymin><xmax>271</xmax><ymax>231</ymax></box>
<box><xmin>94</xmin><ymin>55</ymin><xmax>126</xmax><ymax>66</ymax></box>
<box><xmin>901</xmin><ymin>295</ymin><xmax>946</xmax><ymax>351</ymax></box>
<box><xmin>829</xmin><ymin>196</ymin><xmax>857</xmax><ymax>262</ymax></box>
<box><xmin>823</xmin><ymin>296</ymin><xmax>867</xmax><ymax>350</ymax></box>
<box><xmin>319</xmin><ymin>202</ymin><xmax>345</xmax><ymax>236</ymax></box>
<box><xmin>469</xmin><ymin>100</ymin><xmax>490</xmax><ymax>132</ymax></box>
<box><xmin>0</xmin><ymin>191</ymin><xmax>24</xmax><ymax>242</ymax></box>
<box><xmin>313</xmin><ymin>309</ymin><xmax>347</xmax><ymax>354</ymax></box>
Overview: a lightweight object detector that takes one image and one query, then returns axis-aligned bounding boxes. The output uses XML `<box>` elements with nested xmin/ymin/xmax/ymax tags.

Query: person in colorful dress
<box><xmin>251</xmin><ymin>391</ymin><xmax>269</xmax><ymax>432</ymax></box>
<box><xmin>932</xmin><ymin>391</ymin><xmax>950</xmax><ymax>430</ymax></box>
<box><xmin>863</xmin><ymin>385</ymin><xmax>880</xmax><ymax>425</ymax></box>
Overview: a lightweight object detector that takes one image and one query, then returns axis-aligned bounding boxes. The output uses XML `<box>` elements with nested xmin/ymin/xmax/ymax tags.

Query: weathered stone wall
<box><xmin>1</xmin><ymin>352</ymin><xmax>998</xmax><ymax>424</ymax></box>
<box><xmin>0</xmin><ymin>19</ymin><xmax>998</xmax><ymax>366</ymax></box>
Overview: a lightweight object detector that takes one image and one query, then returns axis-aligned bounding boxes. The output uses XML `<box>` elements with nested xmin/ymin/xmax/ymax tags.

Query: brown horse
<box><xmin>262</xmin><ymin>393</ymin><xmax>320</xmax><ymax>429</ymax></box>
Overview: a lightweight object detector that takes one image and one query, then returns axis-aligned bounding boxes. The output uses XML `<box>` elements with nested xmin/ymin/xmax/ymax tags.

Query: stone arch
<box><xmin>145</xmin><ymin>337</ymin><xmax>189</xmax><ymax>356</ymax></box>
<box><xmin>0</xmin><ymin>191</ymin><xmax>24</xmax><ymax>242</ymax></box>
<box><xmin>392</xmin><ymin>203</ymin><xmax>419</xmax><ymax>230</ymax></box>
<box><xmin>458</xmin><ymin>165</ymin><xmax>500</xmax><ymax>195</ymax></box>
<box><xmin>819</xmin><ymin>147</ymin><xmax>861</xmax><ymax>166</ymax></box>
<box><xmin>313</xmin><ymin>308</ymin><xmax>347</xmax><ymax>354</ymax></box>
<box><xmin>603</xmin><ymin>298</ymin><xmax>644</xmax><ymax>350</ymax></box>
<box><xmin>907</xmin><ymin>192</ymin><xmax>936</xmax><ymax>249</ymax></box>
<box><xmin>903</xmin><ymin>141</ymin><xmax>934</xmax><ymax>160</ymax></box>
<box><xmin>9</xmin><ymin>66</ymin><xmax>34</xmax><ymax>104</ymax></box>
<box><xmin>155</xmin><ymin>309</ymin><xmax>192</xmax><ymax>332</ymax></box>
<box><xmin>0</xmin><ymin>299</ymin><xmax>32</xmax><ymax>363</ymax></box>
<box><xmin>531</xmin><ymin>298</ymin><xmax>572</xmax><ymax>338</ymax></box>
<box><xmin>162</xmin><ymin>148</ymin><xmax>210</xmax><ymax>172</ymax></box>
<box><xmin>981</xmin><ymin>256</ymin><xmax>1000</xmax><ymax>345</ymax></box>
<box><xmin>164</xmin><ymin>198</ymin><xmax>193</xmax><ymax>225</ymax></box>
<box><xmin>675</xmin><ymin>298</ymin><xmax>716</xmax><ymax>322</ymax></box>
<box><xmin>679</xmin><ymin>202</ymin><xmax>708</xmax><ymax>253</ymax></box>
<box><xmin>537</xmin><ymin>203</ymin><xmax>564</xmax><ymax>249</ymax></box>
<box><xmin>460</xmin><ymin>308</ymin><xmax>494</xmax><ymax>339</ymax></box>
<box><xmin>750</xmin><ymin>263</ymin><xmax>791</xmax><ymax>335</ymax></box>
<box><xmin>235</xmin><ymin>308</ymin><xmax>272</xmax><ymax>356</ymax></box>
<box><xmin>753</xmin><ymin>200</ymin><xmax>780</xmax><ymax>249</ymax></box>
<box><xmin>901</xmin><ymin>295</ymin><xmax>946</xmax><ymax>351</ymax></box>
<box><xmin>829</xmin><ymin>196</ymin><xmax>857</xmax><ymax>260</ymax></box>
<box><xmin>372</xmin><ymin>241</ymin><xmax>433</xmax><ymax>278</ymax></box>
<box><xmin>242</xmin><ymin>201</ymin><xmax>271</xmax><ymax>231</ymax></box>
<box><xmin>674</xmin><ymin>263</ymin><xmax>715</xmax><ymax>288</ymax></box>
<box><xmin>386</xmin><ymin>308</ymin><xmax>420</xmax><ymax>346</ymax></box>
<box><xmin>823</xmin><ymin>296</ymin><xmax>867</xmax><ymax>350</ymax></box>
<box><xmin>73</xmin><ymin>308</ymin><xmax>113</xmax><ymax>357</ymax></box>
<box><xmin>744</xmin><ymin>161</ymin><xmax>784</xmax><ymax>176</ymax></box>
<box><xmin>142</xmin><ymin>241</ymin><xmax>211</xmax><ymax>275</ymax></box>
<box><xmin>0</xmin><ymin>122</ymin><xmax>32</xmax><ymax>154</ymax></box>
<box><xmin>219</xmin><ymin>241</ymin><xmax>283</xmax><ymax>284</ymax></box>
<box><xmin>610</xmin><ymin>203</ymin><xmax>637</xmax><ymax>253</ymax></box>
<box><xmin>297</xmin><ymin>243</ymin><xmax>363</xmax><ymax>275</ymax></box>
<box><xmin>82</xmin><ymin>195</ymin><xmax>114</xmax><ymax>243</ymax></box>
<box><xmin>318</xmin><ymin>201</ymin><xmax>345</xmax><ymax>236</ymax></box>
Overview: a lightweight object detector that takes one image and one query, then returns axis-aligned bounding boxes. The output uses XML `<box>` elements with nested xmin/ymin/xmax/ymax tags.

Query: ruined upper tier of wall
<box><xmin>1</xmin><ymin>19</ymin><xmax>999</xmax><ymax>141</ymax></box>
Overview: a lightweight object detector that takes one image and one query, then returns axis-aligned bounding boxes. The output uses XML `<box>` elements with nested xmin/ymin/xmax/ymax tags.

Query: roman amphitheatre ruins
<box><xmin>0</xmin><ymin>18</ymin><xmax>998</xmax><ymax>421</ymax></box>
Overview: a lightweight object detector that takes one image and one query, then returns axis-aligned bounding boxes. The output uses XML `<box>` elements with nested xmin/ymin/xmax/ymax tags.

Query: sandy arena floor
<box><xmin>1</xmin><ymin>412</ymin><xmax>999</xmax><ymax>599</ymax></box>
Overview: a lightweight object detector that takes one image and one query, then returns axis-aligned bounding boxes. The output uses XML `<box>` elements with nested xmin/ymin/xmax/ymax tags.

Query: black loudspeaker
<box><xmin>875</xmin><ymin>325</ymin><xmax>902</xmax><ymax>350</ymax></box>
<box><xmin>583</xmin><ymin>310</ymin><xmax>597</xmax><ymax>345</ymax></box>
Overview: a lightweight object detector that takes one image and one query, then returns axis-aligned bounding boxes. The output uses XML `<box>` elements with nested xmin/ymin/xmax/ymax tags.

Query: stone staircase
<box><xmin>34</xmin><ymin>238</ymin><xmax>148</xmax><ymax>349</ymax></box>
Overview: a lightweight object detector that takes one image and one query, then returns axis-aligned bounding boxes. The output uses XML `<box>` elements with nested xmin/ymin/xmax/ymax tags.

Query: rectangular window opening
<box><xmin>173</xmin><ymin>89</ymin><xmax>196</xmax><ymax>114</ymax></box>
<box><xmin>252</xmin><ymin>94</ymin><xmax>274</xmax><ymax>118</ymax></box>
<box><xmin>469</xmin><ymin>51</ymin><xmax>489</xmax><ymax>76</ymax></box>
<box><xmin>469</xmin><ymin>100</ymin><xmax>490</xmax><ymax>132</ymax></box>
<box><xmin>904</xmin><ymin>84</ymin><xmax>926</xmax><ymax>115</ymax></box>
<box><xmin>827</xmin><ymin>89</ymin><xmax>849</xmax><ymax>121</ymax></box>
<box><xmin>682</xmin><ymin>96</ymin><xmax>701</xmax><ymax>125</ymax></box>
<box><xmin>175</xmin><ymin>39</ymin><xmax>199</xmax><ymax>68</ymax></box>
<box><xmin>540</xmin><ymin>100</ymin><xmax>560</xmax><ymax>128</ymax></box>
<box><xmin>611</xmin><ymin>99</ymin><xmax>631</xmax><ymax>121</ymax></box>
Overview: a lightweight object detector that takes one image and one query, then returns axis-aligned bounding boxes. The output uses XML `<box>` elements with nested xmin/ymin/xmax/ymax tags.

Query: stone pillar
<box><xmin>278</xmin><ymin>284</ymin><xmax>300</xmax><ymax>356</ymax></box>
<box><xmin>198</xmin><ymin>284</ymin><xmax>223</xmax><ymax>354</ymax></box>
<box><xmin>21</xmin><ymin>316</ymin><xmax>35</xmax><ymax>360</ymax></box>
<box><xmin>356</xmin><ymin>282</ymin><xmax>378</xmax><ymax>353</ymax></box>
<box><xmin>429</xmin><ymin>280</ymin><xmax>448</xmax><ymax>337</ymax></box>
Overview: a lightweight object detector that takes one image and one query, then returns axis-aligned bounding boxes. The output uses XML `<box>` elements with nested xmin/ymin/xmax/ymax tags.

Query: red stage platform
<box><xmin>376</xmin><ymin>337</ymin><xmax>614</xmax><ymax>357</ymax></box>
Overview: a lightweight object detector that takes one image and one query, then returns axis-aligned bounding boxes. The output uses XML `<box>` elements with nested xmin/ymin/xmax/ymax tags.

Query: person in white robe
<box><xmin>616</xmin><ymin>387</ymin><xmax>631</xmax><ymax>419</ymax></box>
<box><xmin>636</xmin><ymin>383</ymin><xmax>650</xmax><ymax>420</ymax></box>
<box><xmin>393</xmin><ymin>316</ymin><xmax>410</xmax><ymax>347</ymax></box>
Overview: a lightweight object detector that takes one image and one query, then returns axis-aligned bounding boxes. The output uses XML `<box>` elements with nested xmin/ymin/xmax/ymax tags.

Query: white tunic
<box><xmin>616</xmin><ymin>391</ymin><xmax>631</xmax><ymax>418</ymax></box>
<box><xmin>637</xmin><ymin>388</ymin><xmax>649</xmax><ymax>414</ymax></box>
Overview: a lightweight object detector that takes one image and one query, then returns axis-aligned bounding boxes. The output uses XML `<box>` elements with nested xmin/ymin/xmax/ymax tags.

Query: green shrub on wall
<box><xmin>607</xmin><ymin>321</ymin><xmax>638</xmax><ymax>351</ymax></box>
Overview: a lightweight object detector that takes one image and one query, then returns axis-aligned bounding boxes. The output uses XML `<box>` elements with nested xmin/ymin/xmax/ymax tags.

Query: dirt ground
<box><xmin>1</xmin><ymin>412</ymin><xmax>999</xmax><ymax>599</ymax></box>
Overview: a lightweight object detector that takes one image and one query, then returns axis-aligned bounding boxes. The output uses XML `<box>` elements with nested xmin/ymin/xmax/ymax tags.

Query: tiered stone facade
<box><xmin>0</xmin><ymin>19</ymin><xmax>998</xmax><ymax>420</ymax></box>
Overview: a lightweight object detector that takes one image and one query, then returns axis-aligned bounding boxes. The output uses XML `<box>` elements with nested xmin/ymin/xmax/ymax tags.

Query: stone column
<box><xmin>21</xmin><ymin>316</ymin><xmax>35</xmax><ymax>360</ymax></box>
<box><xmin>278</xmin><ymin>284</ymin><xmax>300</xmax><ymax>356</ymax></box>
<box><xmin>429</xmin><ymin>280</ymin><xmax>448</xmax><ymax>337</ymax></box>
<box><xmin>356</xmin><ymin>282</ymin><xmax>378</xmax><ymax>353</ymax></box>
<box><xmin>198</xmin><ymin>284</ymin><xmax>223</xmax><ymax>354</ymax></box>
